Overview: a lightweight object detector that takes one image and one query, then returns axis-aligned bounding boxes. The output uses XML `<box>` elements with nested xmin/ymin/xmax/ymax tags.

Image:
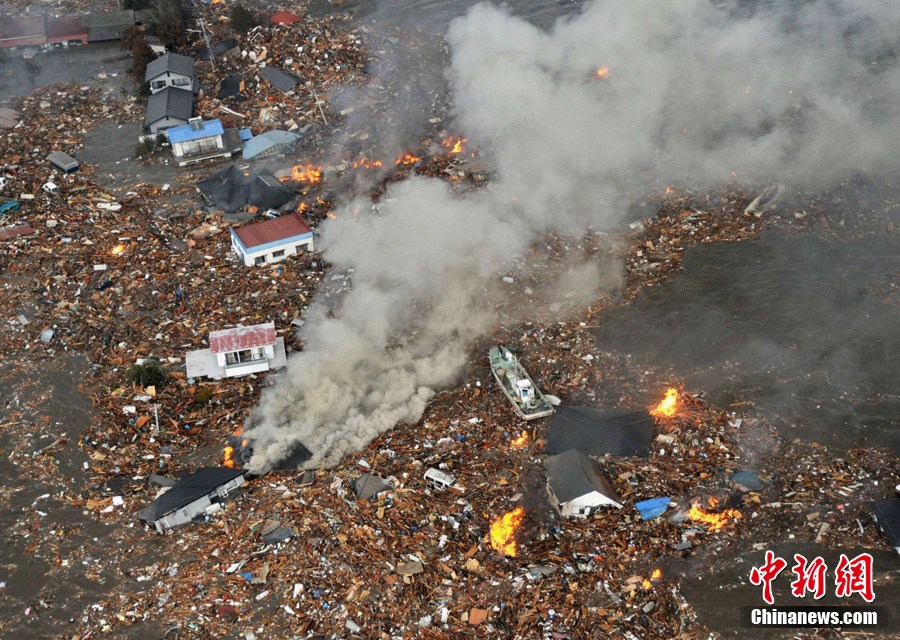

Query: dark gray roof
<box><xmin>546</xmin><ymin>406</ymin><xmax>653</xmax><ymax>457</ymax></box>
<box><xmin>352</xmin><ymin>473</ymin><xmax>391</xmax><ymax>500</ymax></box>
<box><xmin>871</xmin><ymin>499</ymin><xmax>900</xmax><ymax>548</ymax></box>
<box><xmin>197</xmin><ymin>166</ymin><xmax>294</xmax><ymax>212</ymax></box>
<box><xmin>259</xmin><ymin>66</ymin><xmax>302</xmax><ymax>92</ymax></box>
<box><xmin>546</xmin><ymin>449</ymin><xmax>620</xmax><ymax>505</ymax></box>
<box><xmin>219</xmin><ymin>75</ymin><xmax>243</xmax><ymax>99</ymax></box>
<box><xmin>145</xmin><ymin>87</ymin><xmax>193</xmax><ymax>127</ymax></box>
<box><xmin>83</xmin><ymin>10</ymin><xmax>135</xmax><ymax>42</ymax></box>
<box><xmin>145</xmin><ymin>53</ymin><xmax>196</xmax><ymax>82</ymax></box>
<box><xmin>139</xmin><ymin>467</ymin><xmax>245</xmax><ymax>522</ymax></box>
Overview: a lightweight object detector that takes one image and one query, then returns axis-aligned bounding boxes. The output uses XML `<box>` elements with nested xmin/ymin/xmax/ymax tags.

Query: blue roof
<box><xmin>167</xmin><ymin>119</ymin><xmax>224</xmax><ymax>143</ymax></box>
<box><xmin>239</xmin><ymin>128</ymin><xmax>254</xmax><ymax>142</ymax></box>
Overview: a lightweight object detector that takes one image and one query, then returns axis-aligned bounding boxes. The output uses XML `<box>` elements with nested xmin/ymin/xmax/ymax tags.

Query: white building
<box><xmin>185</xmin><ymin>321</ymin><xmax>287</xmax><ymax>379</ymax></box>
<box><xmin>546</xmin><ymin>449</ymin><xmax>622</xmax><ymax>517</ymax></box>
<box><xmin>230</xmin><ymin>211</ymin><xmax>315</xmax><ymax>267</ymax></box>
<box><xmin>139</xmin><ymin>467</ymin><xmax>245</xmax><ymax>533</ymax></box>
<box><xmin>167</xmin><ymin>118</ymin><xmax>233</xmax><ymax>166</ymax></box>
<box><xmin>145</xmin><ymin>52</ymin><xmax>195</xmax><ymax>94</ymax></box>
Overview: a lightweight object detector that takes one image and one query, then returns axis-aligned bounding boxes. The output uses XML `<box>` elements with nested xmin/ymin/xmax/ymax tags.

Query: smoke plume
<box><xmin>245</xmin><ymin>0</ymin><xmax>900</xmax><ymax>471</ymax></box>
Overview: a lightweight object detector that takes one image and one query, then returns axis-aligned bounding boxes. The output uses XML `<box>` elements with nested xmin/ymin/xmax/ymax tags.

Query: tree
<box><xmin>131</xmin><ymin>33</ymin><xmax>155</xmax><ymax>80</ymax></box>
<box><xmin>120</xmin><ymin>25</ymin><xmax>139</xmax><ymax>52</ymax></box>
<box><xmin>126</xmin><ymin>357</ymin><xmax>169</xmax><ymax>388</ymax></box>
<box><xmin>230</xmin><ymin>4</ymin><xmax>259</xmax><ymax>34</ymax></box>
<box><xmin>156</xmin><ymin>13</ymin><xmax>187</xmax><ymax>49</ymax></box>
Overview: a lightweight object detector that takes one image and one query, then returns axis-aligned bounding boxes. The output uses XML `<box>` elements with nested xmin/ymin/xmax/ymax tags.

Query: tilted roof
<box><xmin>209</xmin><ymin>321</ymin><xmax>276</xmax><ymax>353</ymax></box>
<box><xmin>546</xmin><ymin>449</ymin><xmax>620</xmax><ymax>505</ymax></box>
<box><xmin>145</xmin><ymin>52</ymin><xmax>196</xmax><ymax>81</ymax></box>
<box><xmin>145</xmin><ymin>87</ymin><xmax>193</xmax><ymax>126</ymax></box>
<box><xmin>139</xmin><ymin>467</ymin><xmax>244</xmax><ymax>522</ymax></box>
<box><xmin>242</xmin><ymin>129</ymin><xmax>300</xmax><ymax>159</ymax></box>
<box><xmin>259</xmin><ymin>65</ymin><xmax>302</xmax><ymax>92</ymax></box>
<box><xmin>232</xmin><ymin>211</ymin><xmax>311</xmax><ymax>249</ymax></box>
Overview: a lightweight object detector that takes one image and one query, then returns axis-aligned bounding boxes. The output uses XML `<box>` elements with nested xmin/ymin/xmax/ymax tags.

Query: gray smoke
<box><xmin>245</xmin><ymin>0</ymin><xmax>900</xmax><ymax>471</ymax></box>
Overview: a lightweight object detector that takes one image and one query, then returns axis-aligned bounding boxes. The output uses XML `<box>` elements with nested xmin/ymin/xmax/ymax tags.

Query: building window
<box><xmin>272</xmin><ymin>250</ymin><xmax>285</xmax><ymax>258</ymax></box>
<box><xmin>254</xmin><ymin>256</ymin><xmax>266</xmax><ymax>265</ymax></box>
<box><xmin>172</xmin><ymin>77</ymin><xmax>190</xmax><ymax>87</ymax></box>
<box><xmin>151</xmin><ymin>80</ymin><xmax>166</xmax><ymax>89</ymax></box>
<box><xmin>225</xmin><ymin>348</ymin><xmax>265</xmax><ymax>366</ymax></box>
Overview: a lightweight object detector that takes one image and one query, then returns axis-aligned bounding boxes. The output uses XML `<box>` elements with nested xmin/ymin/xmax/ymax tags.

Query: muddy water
<box><xmin>0</xmin><ymin>357</ymin><xmax>161</xmax><ymax>639</ymax></box>
<box><xmin>594</xmin><ymin>232</ymin><xmax>900</xmax><ymax>452</ymax></box>
<box><xmin>0</xmin><ymin>41</ymin><xmax>129</xmax><ymax>102</ymax></box>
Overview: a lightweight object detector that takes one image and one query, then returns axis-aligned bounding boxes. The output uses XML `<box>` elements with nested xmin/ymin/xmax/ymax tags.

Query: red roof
<box><xmin>233</xmin><ymin>212</ymin><xmax>311</xmax><ymax>250</ymax></box>
<box><xmin>46</xmin><ymin>16</ymin><xmax>87</xmax><ymax>43</ymax></box>
<box><xmin>270</xmin><ymin>10</ymin><xmax>301</xmax><ymax>24</ymax></box>
<box><xmin>209</xmin><ymin>322</ymin><xmax>276</xmax><ymax>353</ymax></box>
<box><xmin>0</xmin><ymin>225</ymin><xmax>35</xmax><ymax>241</ymax></box>
<box><xmin>0</xmin><ymin>16</ymin><xmax>46</xmax><ymax>48</ymax></box>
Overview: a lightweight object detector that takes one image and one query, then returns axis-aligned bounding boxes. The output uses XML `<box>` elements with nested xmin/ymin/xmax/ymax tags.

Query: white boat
<box><xmin>489</xmin><ymin>345</ymin><xmax>554</xmax><ymax>420</ymax></box>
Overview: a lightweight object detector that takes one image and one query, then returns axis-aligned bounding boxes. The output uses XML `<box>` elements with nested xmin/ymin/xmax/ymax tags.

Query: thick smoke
<box><xmin>245</xmin><ymin>0</ymin><xmax>900</xmax><ymax>471</ymax></box>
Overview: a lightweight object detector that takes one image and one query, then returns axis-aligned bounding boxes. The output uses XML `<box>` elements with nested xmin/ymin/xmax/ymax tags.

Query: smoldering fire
<box><xmin>244</xmin><ymin>0</ymin><xmax>900</xmax><ymax>472</ymax></box>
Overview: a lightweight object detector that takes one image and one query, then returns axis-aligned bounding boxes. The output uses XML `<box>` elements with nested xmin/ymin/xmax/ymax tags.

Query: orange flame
<box><xmin>395</xmin><ymin>152</ymin><xmax>421</xmax><ymax>166</ymax></box>
<box><xmin>510</xmin><ymin>431</ymin><xmax>529</xmax><ymax>448</ymax></box>
<box><xmin>642</xmin><ymin>568</ymin><xmax>663</xmax><ymax>590</ymax></box>
<box><xmin>442</xmin><ymin>136</ymin><xmax>467</xmax><ymax>155</ymax></box>
<box><xmin>688</xmin><ymin>497</ymin><xmax>742</xmax><ymax>531</ymax></box>
<box><xmin>665</xmin><ymin>185</ymin><xmax>673</xmax><ymax>194</ymax></box>
<box><xmin>284</xmin><ymin>164</ymin><xmax>322</xmax><ymax>184</ymax></box>
<box><xmin>111</xmin><ymin>244</ymin><xmax>126</xmax><ymax>256</ymax></box>
<box><xmin>223</xmin><ymin>445</ymin><xmax>236</xmax><ymax>468</ymax></box>
<box><xmin>352</xmin><ymin>155</ymin><xmax>383</xmax><ymax>169</ymax></box>
<box><xmin>489</xmin><ymin>506</ymin><xmax>524</xmax><ymax>557</ymax></box>
<box><xmin>326</xmin><ymin>212</ymin><xmax>338</xmax><ymax>219</ymax></box>
<box><xmin>651</xmin><ymin>388</ymin><xmax>678</xmax><ymax>418</ymax></box>
<box><xmin>593</xmin><ymin>66</ymin><xmax>610</xmax><ymax>79</ymax></box>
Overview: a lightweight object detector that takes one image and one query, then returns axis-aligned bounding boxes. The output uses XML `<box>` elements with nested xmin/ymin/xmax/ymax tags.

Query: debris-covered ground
<box><xmin>1</xmin><ymin>4</ymin><xmax>898</xmax><ymax>640</ymax></box>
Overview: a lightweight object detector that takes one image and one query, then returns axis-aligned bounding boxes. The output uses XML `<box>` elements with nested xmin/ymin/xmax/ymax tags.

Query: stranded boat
<box><xmin>489</xmin><ymin>345</ymin><xmax>554</xmax><ymax>420</ymax></box>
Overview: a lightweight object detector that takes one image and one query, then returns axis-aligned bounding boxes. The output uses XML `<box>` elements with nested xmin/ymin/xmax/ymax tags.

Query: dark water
<box><xmin>594</xmin><ymin>232</ymin><xmax>900</xmax><ymax>452</ymax></box>
<box><xmin>0</xmin><ymin>41</ymin><xmax>128</xmax><ymax>102</ymax></box>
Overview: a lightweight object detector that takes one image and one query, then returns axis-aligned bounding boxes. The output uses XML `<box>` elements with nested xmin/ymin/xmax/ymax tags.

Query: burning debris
<box><xmin>489</xmin><ymin>506</ymin><xmax>525</xmax><ymax>557</ymax></box>
<box><xmin>286</xmin><ymin>164</ymin><xmax>323</xmax><ymax>184</ymax></box>
<box><xmin>687</xmin><ymin>496</ymin><xmax>742</xmax><ymax>531</ymax></box>
<box><xmin>651</xmin><ymin>388</ymin><xmax>679</xmax><ymax>418</ymax></box>
<box><xmin>642</xmin><ymin>568</ymin><xmax>663</xmax><ymax>590</ymax></box>
<box><xmin>224</xmin><ymin>434</ymin><xmax>311</xmax><ymax>472</ymax></box>
<box><xmin>510</xmin><ymin>431</ymin><xmax>529</xmax><ymax>448</ymax></box>
<box><xmin>592</xmin><ymin>66</ymin><xmax>610</xmax><ymax>79</ymax></box>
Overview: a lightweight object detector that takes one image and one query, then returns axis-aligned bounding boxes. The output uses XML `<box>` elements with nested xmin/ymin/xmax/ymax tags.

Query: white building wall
<box><xmin>149</xmin><ymin>72</ymin><xmax>193</xmax><ymax>94</ymax></box>
<box><xmin>238</xmin><ymin>237</ymin><xmax>315</xmax><ymax>267</ymax></box>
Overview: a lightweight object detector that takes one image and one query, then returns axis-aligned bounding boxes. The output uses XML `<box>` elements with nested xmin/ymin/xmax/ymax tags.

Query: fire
<box><xmin>510</xmin><ymin>431</ymin><xmax>529</xmax><ymax>448</ymax></box>
<box><xmin>593</xmin><ymin>66</ymin><xmax>610</xmax><ymax>79</ymax></box>
<box><xmin>665</xmin><ymin>185</ymin><xmax>673</xmax><ymax>194</ymax></box>
<box><xmin>352</xmin><ymin>155</ymin><xmax>383</xmax><ymax>169</ymax></box>
<box><xmin>688</xmin><ymin>497</ymin><xmax>742</xmax><ymax>531</ymax></box>
<box><xmin>489</xmin><ymin>506</ymin><xmax>524</xmax><ymax>557</ymax></box>
<box><xmin>442</xmin><ymin>136</ymin><xmax>467</xmax><ymax>155</ymax></box>
<box><xmin>223</xmin><ymin>445</ymin><xmax>236</xmax><ymax>468</ymax></box>
<box><xmin>395</xmin><ymin>152</ymin><xmax>421</xmax><ymax>166</ymax></box>
<box><xmin>642</xmin><ymin>568</ymin><xmax>663</xmax><ymax>590</ymax></box>
<box><xmin>326</xmin><ymin>212</ymin><xmax>338</xmax><ymax>219</ymax></box>
<box><xmin>651</xmin><ymin>388</ymin><xmax>678</xmax><ymax>418</ymax></box>
<box><xmin>211</xmin><ymin>0</ymin><xmax>223</xmax><ymax>4</ymax></box>
<box><xmin>111</xmin><ymin>244</ymin><xmax>126</xmax><ymax>256</ymax></box>
<box><xmin>285</xmin><ymin>164</ymin><xmax>322</xmax><ymax>184</ymax></box>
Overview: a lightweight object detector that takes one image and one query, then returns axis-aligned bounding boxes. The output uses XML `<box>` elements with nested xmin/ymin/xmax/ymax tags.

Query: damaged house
<box><xmin>196</xmin><ymin>166</ymin><xmax>295</xmax><ymax>213</ymax></box>
<box><xmin>546</xmin><ymin>449</ymin><xmax>622</xmax><ymax>517</ymax></box>
<box><xmin>230</xmin><ymin>211</ymin><xmax>315</xmax><ymax>267</ymax></box>
<box><xmin>186</xmin><ymin>321</ymin><xmax>287</xmax><ymax>379</ymax></box>
<box><xmin>139</xmin><ymin>467</ymin><xmax>246</xmax><ymax>533</ymax></box>
<box><xmin>167</xmin><ymin>117</ymin><xmax>241</xmax><ymax>166</ymax></box>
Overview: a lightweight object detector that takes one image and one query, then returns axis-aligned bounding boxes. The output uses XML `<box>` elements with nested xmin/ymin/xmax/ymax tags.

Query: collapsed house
<box><xmin>545</xmin><ymin>406</ymin><xmax>653</xmax><ymax>456</ymax></box>
<box><xmin>545</xmin><ymin>449</ymin><xmax>622</xmax><ymax>517</ymax></box>
<box><xmin>139</xmin><ymin>467</ymin><xmax>246</xmax><ymax>533</ymax></box>
<box><xmin>351</xmin><ymin>473</ymin><xmax>393</xmax><ymax>501</ymax></box>
<box><xmin>196</xmin><ymin>166</ymin><xmax>295</xmax><ymax>213</ymax></box>
<box><xmin>185</xmin><ymin>321</ymin><xmax>287</xmax><ymax>379</ymax></box>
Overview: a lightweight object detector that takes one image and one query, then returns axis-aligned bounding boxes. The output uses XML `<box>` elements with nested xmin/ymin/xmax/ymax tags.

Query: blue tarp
<box><xmin>635</xmin><ymin>497</ymin><xmax>671</xmax><ymax>520</ymax></box>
